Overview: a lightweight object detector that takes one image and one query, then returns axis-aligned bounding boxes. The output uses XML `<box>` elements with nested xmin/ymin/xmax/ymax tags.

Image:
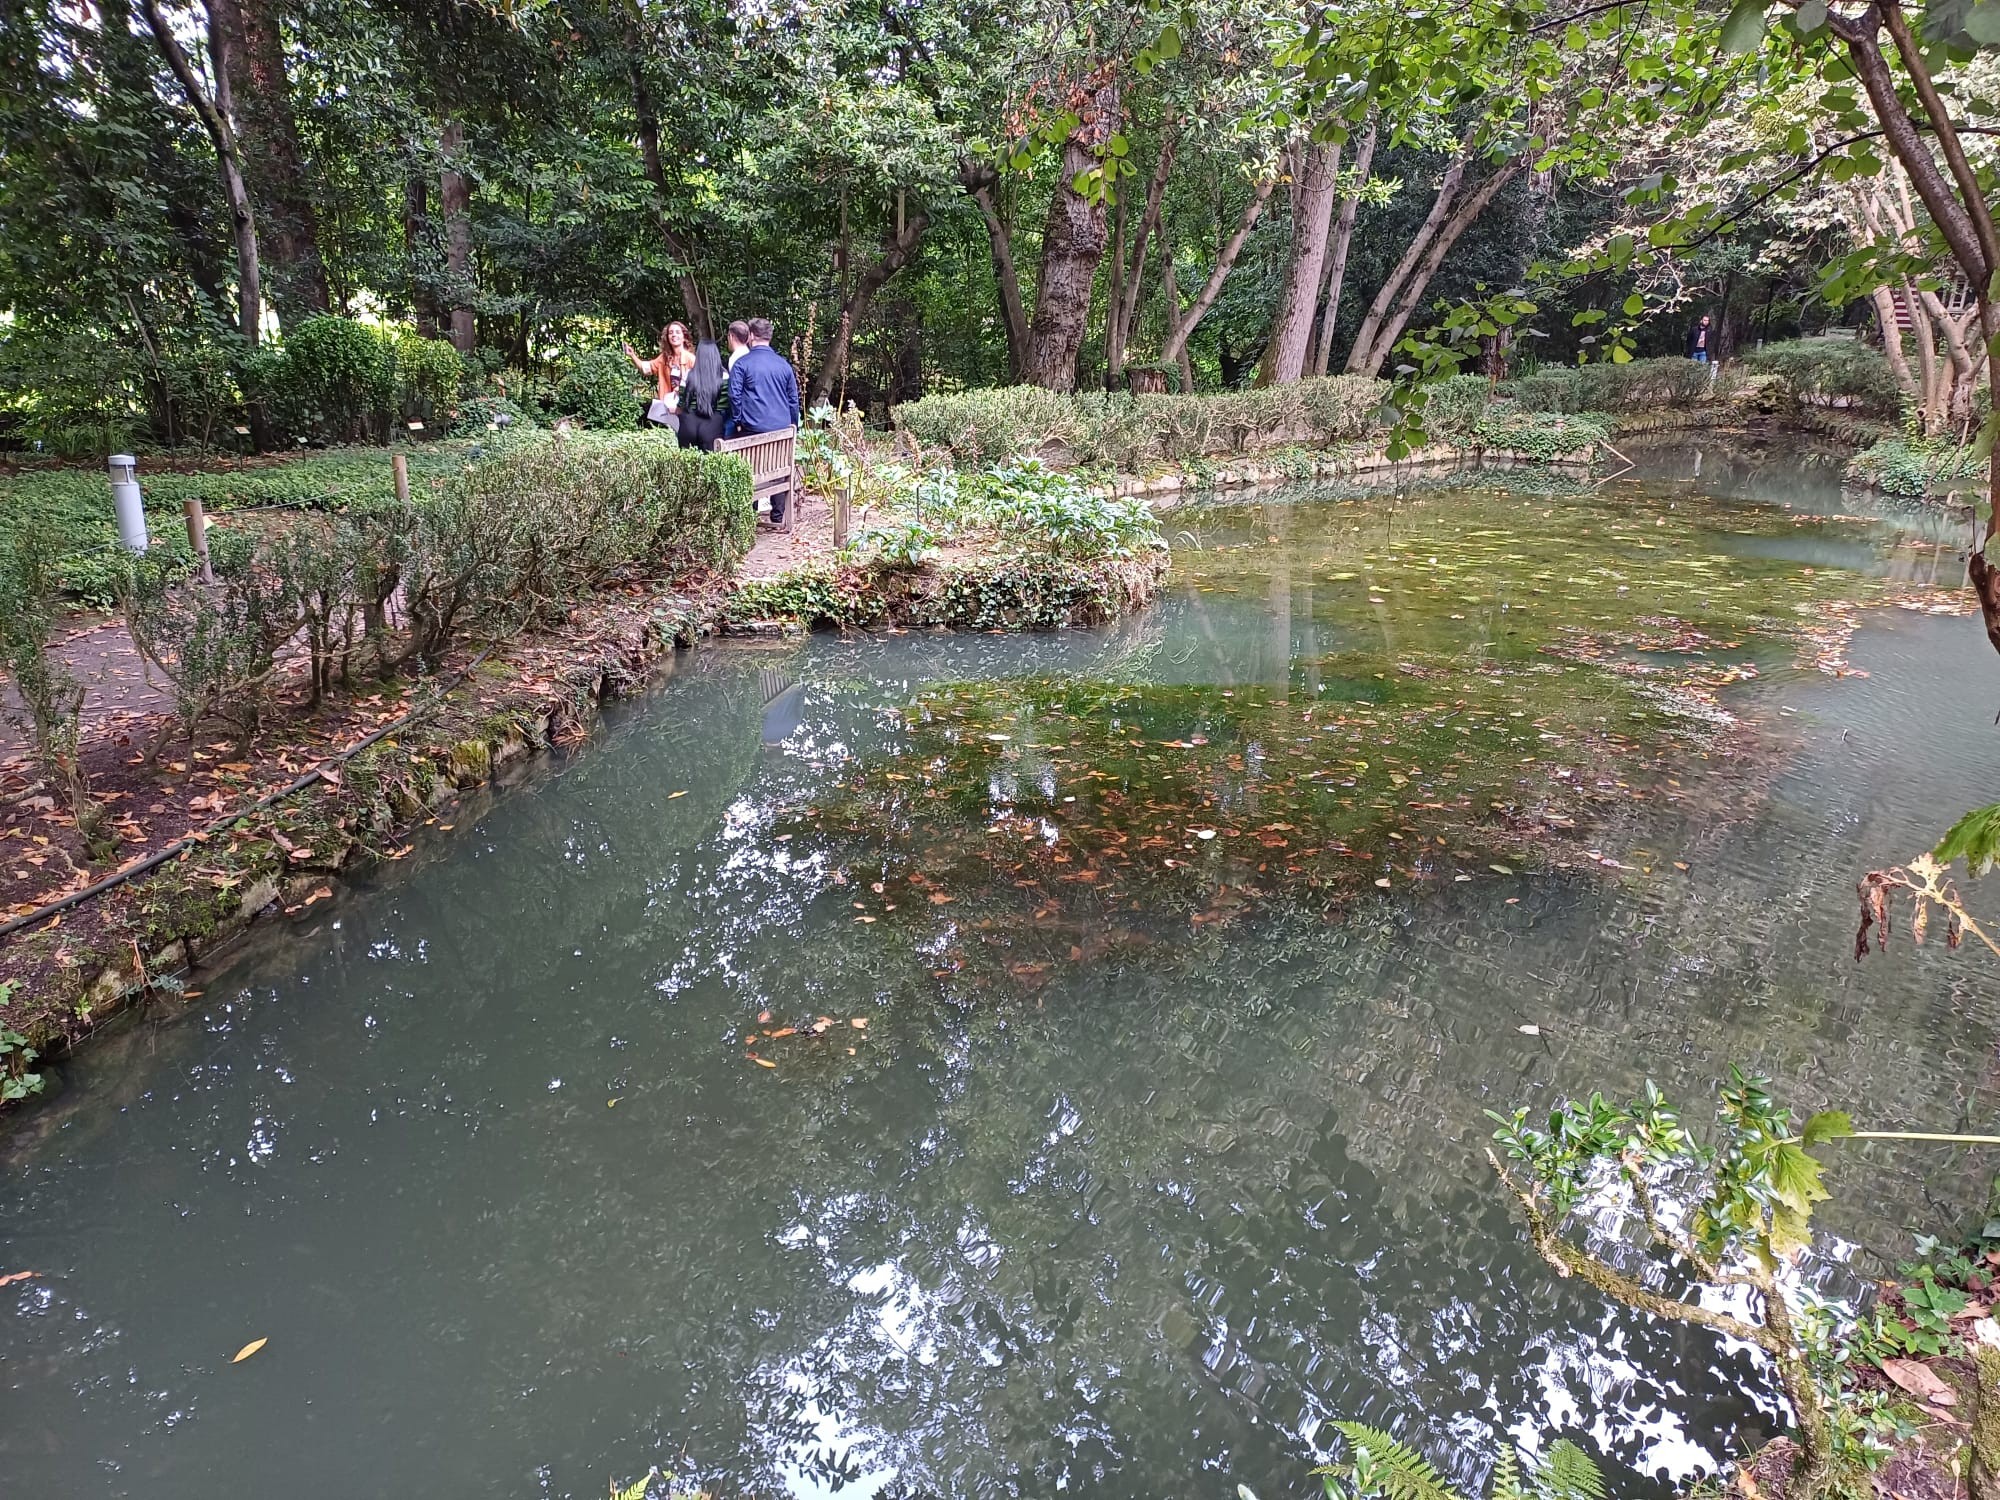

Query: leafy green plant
<box><xmin>0</xmin><ymin>985</ymin><xmax>45</xmax><ymax>1102</ymax></box>
<box><xmin>448</xmin><ymin>394</ymin><xmax>537</xmax><ymax>437</ymax></box>
<box><xmin>556</xmin><ymin>348</ymin><xmax>640</xmax><ymax>430</ymax></box>
<box><xmin>1846</xmin><ymin>436</ymin><xmax>1985</xmax><ymax>498</ymax></box>
<box><xmin>965</xmin><ymin>460</ymin><xmax>1165</xmax><ymax>561</ymax></box>
<box><xmin>0</xmin><ymin>522</ymin><xmax>105</xmax><ymax>848</ymax></box>
<box><xmin>119</xmin><ymin>543</ymin><xmax>304</xmax><ymax>747</ymax></box>
<box><xmin>1471</xmin><ymin>408</ymin><xmax>1611</xmax><ymax>461</ymax></box>
<box><xmin>275</xmin><ymin>315</ymin><xmax>398</xmax><ymax>442</ymax></box>
<box><xmin>1302</xmin><ymin>1425</ymin><xmax>1605</xmax><ymax>1500</ymax></box>
<box><xmin>1488</xmin><ymin>1070</ymin><xmax>1863</xmax><ymax>1488</ymax></box>
<box><xmin>388</xmin><ymin>331</ymin><xmax>465</xmax><ymax>432</ymax></box>
<box><xmin>1745</xmin><ymin>340</ymin><xmax>1902</xmax><ymax>421</ymax></box>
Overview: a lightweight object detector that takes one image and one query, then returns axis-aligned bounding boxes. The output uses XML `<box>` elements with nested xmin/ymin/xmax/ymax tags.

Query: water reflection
<box><xmin>3</xmin><ymin>448</ymin><xmax>1997</xmax><ymax>1500</ymax></box>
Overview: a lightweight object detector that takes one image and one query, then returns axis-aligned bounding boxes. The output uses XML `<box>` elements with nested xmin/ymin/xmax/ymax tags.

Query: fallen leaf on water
<box><xmin>1518</xmin><ymin>1024</ymin><xmax>1542</xmax><ymax>1036</ymax></box>
<box><xmin>0</xmin><ymin>1270</ymin><xmax>39</xmax><ymax>1286</ymax></box>
<box><xmin>850</xmin><ymin>1018</ymin><xmax>868</xmax><ymax>1029</ymax></box>
<box><xmin>1374</xmin><ymin>877</ymin><xmax>1391</xmax><ymax>888</ymax></box>
<box><xmin>1881</xmin><ymin>1358</ymin><xmax>1956</xmax><ymax>1405</ymax></box>
<box><xmin>232</xmin><ymin>1338</ymin><xmax>268</xmax><ymax>1364</ymax></box>
<box><xmin>757</xmin><ymin>1010</ymin><xmax>771</xmax><ymax>1023</ymax></box>
<box><xmin>1673</xmin><ymin>861</ymin><xmax>1690</xmax><ymax>872</ymax></box>
<box><xmin>1490</xmin><ymin>864</ymin><xmax>1514</xmax><ymax>875</ymax></box>
<box><xmin>765</xmin><ymin>1027</ymin><xmax>796</xmax><ymax>1039</ymax></box>
<box><xmin>668</xmin><ymin>790</ymin><xmax>687</xmax><ymax>800</ymax></box>
<box><xmin>750</xmin><ymin>1056</ymin><xmax>777</xmax><ymax>1070</ymax></box>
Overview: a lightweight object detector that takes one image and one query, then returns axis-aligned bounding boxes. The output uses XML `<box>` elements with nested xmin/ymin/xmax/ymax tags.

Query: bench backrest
<box><xmin>715</xmin><ymin>425</ymin><xmax>798</xmax><ymax>498</ymax></box>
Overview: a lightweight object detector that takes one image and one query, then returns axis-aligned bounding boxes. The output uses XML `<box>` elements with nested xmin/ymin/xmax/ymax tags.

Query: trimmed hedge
<box><xmin>1743</xmin><ymin>338</ymin><xmax>1901</xmax><ymax>419</ymax></box>
<box><xmin>1502</xmin><ymin>357</ymin><xmax>1718</xmax><ymax>414</ymax></box>
<box><xmin>893</xmin><ymin>376</ymin><xmax>1387</xmax><ymax>469</ymax></box>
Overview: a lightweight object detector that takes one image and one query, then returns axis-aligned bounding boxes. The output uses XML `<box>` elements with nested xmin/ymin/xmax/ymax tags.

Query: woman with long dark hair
<box><xmin>623</xmin><ymin>321</ymin><xmax>696</xmax><ymax>430</ymax></box>
<box><xmin>675</xmin><ymin>339</ymin><xmax>728</xmax><ymax>451</ymax></box>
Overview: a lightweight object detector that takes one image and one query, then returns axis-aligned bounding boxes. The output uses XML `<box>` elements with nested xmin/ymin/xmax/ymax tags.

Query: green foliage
<box><xmin>386</xmin><ymin>331</ymin><xmax>466</xmax><ymax>430</ymax></box>
<box><xmin>1745</xmin><ymin>340</ymin><xmax>1902</xmax><ymax>421</ymax></box>
<box><xmin>448</xmin><ymin>395</ymin><xmax>539</xmax><ymax>438</ymax></box>
<box><xmin>120</xmin><ymin>542</ymin><xmax>302</xmax><ymax>744</ymax></box>
<box><xmin>0</xmin><ymin>524</ymin><xmax>96</xmax><ymax>836</ymax></box>
<box><xmin>893</xmin><ymin>385</ymin><xmax>1085</xmax><ymax>467</ymax></box>
<box><xmin>1311</xmin><ymin>1424</ymin><xmax>1604</xmax><ymax>1500</ymax></box>
<box><xmin>1935</xmin><ymin>804</ymin><xmax>2000</xmax><ymax>878</ymax></box>
<box><xmin>1412</xmin><ymin>375</ymin><xmax>1493</xmax><ymax>445</ymax></box>
<box><xmin>893</xmin><ymin>378</ymin><xmax>1389</xmax><ymax>471</ymax></box>
<box><xmin>1469</xmin><ymin>408</ymin><xmax>1611</xmax><ymax>461</ymax></box>
<box><xmin>0</xmin><ymin>982</ymin><xmax>44</xmax><ymax>1102</ymax></box>
<box><xmin>1847</xmin><ymin>436</ymin><xmax>1986</xmax><ymax>498</ymax></box>
<box><xmin>556</xmin><ymin>349</ymin><xmax>640</xmax><ymax>431</ymax></box>
<box><xmin>0</xmin><ymin>324</ymin><xmax>144</xmax><ymax>457</ymax></box>
<box><xmin>963</xmin><ymin>461</ymin><xmax>1166</xmax><ymax>561</ymax></box>
<box><xmin>1503</xmin><ymin>358</ymin><xmax>1720</xmax><ymax>414</ymax></box>
<box><xmin>264</xmin><ymin>316</ymin><xmax>398</xmax><ymax>443</ymax></box>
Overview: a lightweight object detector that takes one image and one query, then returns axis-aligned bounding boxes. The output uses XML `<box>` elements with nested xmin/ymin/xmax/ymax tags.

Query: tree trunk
<box><xmin>1345</xmin><ymin>135</ymin><xmax>1479</xmax><ymax>375</ymax></box>
<box><xmin>1259</xmin><ymin>137</ymin><xmax>1342</xmax><ymax>386</ymax></box>
<box><xmin>1160</xmin><ymin>220</ymin><xmax>1194</xmax><ymax>393</ymax></box>
<box><xmin>439</xmin><ymin>118</ymin><xmax>475</xmax><ymax>355</ymax></box>
<box><xmin>811</xmin><ymin>206</ymin><xmax>928</xmax><ymax>407</ymax></box>
<box><xmin>143</xmin><ymin>0</ymin><xmax>260</xmax><ymax>343</ymax></box>
<box><xmin>960</xmin><ymin>158</ymin><xmax>1029</xmax><ymax>381</ymax></box>
<box><xmin>1107</xmin><ymin>132</ymin><xmax>1176</xmax><ymax>388</ymax></box>
<box><xmin>1356</xmin><ymin>161</ymin><xmax>1521</xmax><ymax>376</ymax></box>
<box><xmin>404</xmin><ymin>173</ymin><xmax>439</xmax><ymax>337</ymax></box>
<box><xmin>1158</xmin><ymin>178</ymin><xmax>1277</xmax><ymax>367</ymax></box>
<box><xmin>1314</xmin><ymin>118</ymin><xmax>1377</xmax><ymax>376</ymax></box>
<box><xmin>1021</xmin><ymin>78</ymin><xmax>1120</xmax><ymax>390</ymax></box>
<box><xmin>1102</xmin><ymin>186</ymin><xmax>1125</xmax><ymax>390</ymax></box>
<box><xmin>208</xmin><ymin>0</ymin><xmax>327</xmax><ymax>329</ymax></box>
<box><xmin>627</xmin><ymin>49</ymin><xmax>708</xmax><ymax>338</ymax></box>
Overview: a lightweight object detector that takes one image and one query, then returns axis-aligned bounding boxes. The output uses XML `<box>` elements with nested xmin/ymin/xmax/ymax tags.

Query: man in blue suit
<box><xmin>726</xmin><ymin>317</ymin><xmax>803</xmax><ymax>525</ymax></box>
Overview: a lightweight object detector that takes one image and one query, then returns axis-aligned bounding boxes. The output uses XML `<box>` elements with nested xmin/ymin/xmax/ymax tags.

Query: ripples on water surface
<box><xmin>5</xmin><ymin>438</ymin><xmax>2000</xmax><ymax>1499</ymax></box>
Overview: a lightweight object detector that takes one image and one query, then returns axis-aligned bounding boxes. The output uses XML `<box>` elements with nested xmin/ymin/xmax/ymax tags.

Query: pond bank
<box><xmin>0</xmin><ymin>485</ymin><xmax>1172</xmax><ymax>1083</ymax></box>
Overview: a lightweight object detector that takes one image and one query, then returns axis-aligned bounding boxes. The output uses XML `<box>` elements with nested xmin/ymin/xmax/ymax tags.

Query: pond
<box><xmin>5</xmin><ymin>437</ymin><xmax>1999</xmax><ymax>1500</ymax></box>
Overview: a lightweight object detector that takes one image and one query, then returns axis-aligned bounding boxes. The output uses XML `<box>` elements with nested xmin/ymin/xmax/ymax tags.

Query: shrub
<box><xmin>120</xmin><ymin>542</ymin><xmax>302</xmax><ymax>746</ymax></box>
<box><xmin>1745</xmin><ymin>338</ymin><xmax>1901</xmax><ymax>419</ymax></box>
<box><xmin>1472</xmin><ymin>406</ymin><xmax>1611</xmax><ymax>459</ymax></box>
<box><xmin>1504</xmin><ymin>357</ymin><xmax>1718</xmax><ymax>413</ymax></box>
<box><xmin>0</xmin><ymin>324</ymin><xmax>144</xmax><ymax>457</ymax></box>
<box><xmin>893</xmin><ymin>376</ymin><xmax>1388</xmax><ymax>470</ymax></box>
<box><xmin>893</xmin><ymin>385</ymin><xmax>1083</xmax><ymax>466</ymax></box>
<box><xmin>556</xmin><ymin>349</ymin><xmax>640</xmax><ymax>430</ymax></box>
<box><xmin>1847</xmin><ymin>435</ymin><xmax>1986</xmax><ymax>497</ymax></box>
<box><xmin>1414</xmin><ymin>374</ymin><xmax>1492</xmax><ymax>444</ymax></box>
<box><xmin>0</xmin><ymin>522</ymin><xmax>103</xmax><ymax>844</ymax></box>
<box><xmin>388</xmin><ymin>332</ymin><xmax>465</xmax><ymax>432</ymax></box>
<box><xmin>448</xmin><ymin>395</ymin><xmax>537</xmax><ymax>437</ymax></box>
<box><xmin>963</xmin><ymin>460</ymin><xmax>1165</xmax><ymax>561</ymax></box>
<box><xmin>278</xmin><ymin>315</ymin><xmax>397</xmax><ymax>442</ymax></box>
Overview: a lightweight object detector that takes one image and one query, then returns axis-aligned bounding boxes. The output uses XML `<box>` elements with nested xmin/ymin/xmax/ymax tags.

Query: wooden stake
<box><xmin>833</xmin><ymin>479</ymin><xmax>852</xmax><ymax>548</ymax></box>
<box><xmin>392</xmin><ymin>452</ymin><xmax>410</xmax><ymax>504</ymax></box>
<box><xmin>182</xmin><ymin>497</ymin><xmax>214</xmax><ymax>584</ymax></box>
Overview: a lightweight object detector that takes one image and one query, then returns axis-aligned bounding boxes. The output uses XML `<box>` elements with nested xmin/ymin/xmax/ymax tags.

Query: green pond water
<box><xmin>5</xmin><ymin>437</ymin><xmax>1999</xmax><ymax>1499</ymax></box>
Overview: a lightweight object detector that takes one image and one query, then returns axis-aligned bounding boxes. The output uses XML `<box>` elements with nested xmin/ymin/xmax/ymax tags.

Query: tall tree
<box><xmin>1258</xmin><ymin>133</ymin><xmax>1342</xmax><ymax>385</ymax></box>
<box><xmin>141</xmin><ymin>0</ymin><xmax>261</xmax><ymax>343</ymax></box>
<box><xmin>208</xmin><ymin>0</ymin><xmax>327</xmax><ymax>327</ymax></box>
<box><xmin>1021</xmin><ymin>76</ymin><xmax>1121</xmax><ymax>390</ymax></box>
<box><xmin>1311</xmin><ymin>117</ymin><xmax>1376</xmax><ymax>377</ymax></box>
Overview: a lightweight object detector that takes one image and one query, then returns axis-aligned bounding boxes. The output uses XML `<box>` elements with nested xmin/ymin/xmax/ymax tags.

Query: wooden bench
<box><xmin>714</xmin><ymin>425</ymin><xmax>800</xmax><ymax>533</ymax></box>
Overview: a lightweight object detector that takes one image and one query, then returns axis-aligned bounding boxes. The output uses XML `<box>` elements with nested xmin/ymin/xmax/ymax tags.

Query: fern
<box><xmin>1333</xmin><ymin>1422</ymin><xmax>1463</xmax><ymax>1500</ymax></box>
<box><xmin>1533</xmin><ymin>1440</ymin><xmax>1605</xmax><ymax>1500</ymax></box>
<box><xmin>1488</xmin><ymin>1448</ymin><xmax>1524</xmax><ymax>1500</ymax></box>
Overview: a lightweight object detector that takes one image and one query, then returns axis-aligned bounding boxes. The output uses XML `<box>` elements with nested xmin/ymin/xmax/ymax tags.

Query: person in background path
<box><xmin>727</xmin><ymin>316</ymin><xmax>803</xmax><ymax>525</ymax></box>
<box><xmin>623</xmin><ymin>321</ymin><xmax>695</xmax><ymax>431</ymax></box>
<box><xmin>1687</xmin><ymin>313</ymin><xmax>1713</xmax><ymax>364</ymax></box>
<box><xmin>675</xmin><ymin>339</ymin><xmax>729</xmax><ymax>452</ymax></box>
<box><xmin>726</xmin><ymin>320</ymin><xmax>751</xmax><ymax>369</ymax></box>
